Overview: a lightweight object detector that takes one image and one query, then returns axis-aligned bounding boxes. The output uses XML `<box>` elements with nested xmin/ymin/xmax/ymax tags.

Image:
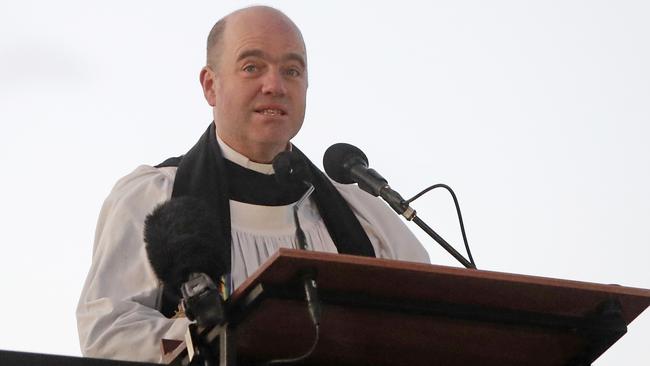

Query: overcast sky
<box><xmin>0</xmin><ymin>1</ymin><xmax>648</xmax><ymax>364</ymax></box>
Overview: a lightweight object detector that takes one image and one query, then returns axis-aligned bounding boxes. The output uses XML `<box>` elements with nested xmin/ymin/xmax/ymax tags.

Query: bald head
<box><xmin>206</xmin><ymin>6</ymin><xmax>306</xmax><ymax>68</ymax></box>
<box><xmin>199</xmin><ymin>5</ymin><xmax>308</xmax><ymax>163</ymax></box>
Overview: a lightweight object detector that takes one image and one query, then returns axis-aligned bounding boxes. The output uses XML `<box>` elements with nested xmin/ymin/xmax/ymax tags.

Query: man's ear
<box><xmin>199</xmin><ymin>66</ymin><xmax>217</xmax><ymax>106</ymax></box>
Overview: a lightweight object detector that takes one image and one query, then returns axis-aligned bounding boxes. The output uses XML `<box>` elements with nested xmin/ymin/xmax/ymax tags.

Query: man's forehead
<box><xmin>223</xmin><ymin>8</ymin><xmax>306</xmax><ymax>54</ymax></box>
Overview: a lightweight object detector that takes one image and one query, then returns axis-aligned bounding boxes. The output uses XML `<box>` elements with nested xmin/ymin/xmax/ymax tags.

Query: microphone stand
<box><xmin>411</xmin><ymin>215</ymin><xmax>475</xmax><ymax>269</ymax></box>
<box><xmin>380</xmin><ymin>185</ymin><xmax>476</xmax><ymax>270</ymax></box>
<box><xmin>292</xmin><ymin>185</ymin><xmax>322</xmax><ymax>326</ymax></box>
<box><xmin>180</xmin><ymin>273</ymin><xmax>226</xmax><ymax>366</ymax></box>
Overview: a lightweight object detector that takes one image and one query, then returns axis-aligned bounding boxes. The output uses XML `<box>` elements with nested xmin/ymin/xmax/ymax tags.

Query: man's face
<box><xmin>202</xmin><ymin>9</ymin><xmax>308</xmax><ymax>163</ymax></box>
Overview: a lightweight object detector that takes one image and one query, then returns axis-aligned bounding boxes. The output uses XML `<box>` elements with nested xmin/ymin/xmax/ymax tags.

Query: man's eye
<box><xmin>243</xmin><ymin>64</ymin><xmax>258</xmax><ymax>73</ymax></box>
<box><xmin>285</xmin><ymin>68</ymin><xmax>301</xmax><ymax>77</ymax></box>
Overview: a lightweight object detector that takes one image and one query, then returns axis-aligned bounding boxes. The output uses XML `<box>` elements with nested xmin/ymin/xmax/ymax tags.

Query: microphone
<box><xmin>323</xmin><ymin>143</ymin><xmax>477</xmax><ymax>269</ymax></box>
<box><xmin>272</xmin><ymin>151</ymin><xmax>322</xmax><ymax>328</ymax></box>
<box><xmin>272</xmin><ymin>151</ymin><xmax>315</xmax><ymax>251</ymax></box>
<box><xmin>323</xmin><ymin>143</ymin><xmax>415</xmax><ymax>220</ymax></box>
<box><xmin>143</xmin><ymin>196</ymin><xmax>228</xmax><ymax>327</ymax></box>
<box><xmin>272</xmin><ymin>150</ymin><xmax>312</xmax><ymax>186</ymax></box>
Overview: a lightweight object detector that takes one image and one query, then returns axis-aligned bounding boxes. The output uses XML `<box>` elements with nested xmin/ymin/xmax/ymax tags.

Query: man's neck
<box><xmin>215</xmin><ymin>133</ymin><xmax>290</xmax><ymax>173</ymax></box>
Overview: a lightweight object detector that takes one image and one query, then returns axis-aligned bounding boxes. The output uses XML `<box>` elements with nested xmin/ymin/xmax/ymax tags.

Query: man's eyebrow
<box><xmin>236</xmin><ymin>49</ymin><xmax>266</xmax><ymax>62</ymax></box>
<box><xmin>236</xmin><ymin>49</ymin><xmax>306</xmax><ymax>68</ymax></box>
<box><xmin>283</xmin><ymin>53</ymin><xmax>306</xmax><ymax>68</ymax></box>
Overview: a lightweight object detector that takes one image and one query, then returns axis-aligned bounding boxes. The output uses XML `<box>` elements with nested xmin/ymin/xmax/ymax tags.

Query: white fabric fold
<box><xmin>229</xmin><ymin>199</ymin><xmax>338</xmax><ymax>287</ymax></box>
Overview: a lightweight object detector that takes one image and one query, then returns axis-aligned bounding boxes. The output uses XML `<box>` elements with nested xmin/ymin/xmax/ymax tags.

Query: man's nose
<box><xmin>260</xmin><ymin>69</ymin><xmax>287</xmax><ymax>96</ymax></box>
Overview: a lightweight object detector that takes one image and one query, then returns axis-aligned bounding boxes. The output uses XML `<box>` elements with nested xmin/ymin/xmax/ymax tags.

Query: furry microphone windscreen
<box><xmin>143</xmin><ymin>196</ymin><xmax>228</xmax><ymax>290</ymax></box>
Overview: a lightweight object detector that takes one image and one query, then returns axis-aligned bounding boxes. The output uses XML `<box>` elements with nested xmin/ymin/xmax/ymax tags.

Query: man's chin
<box><xmin>249</xmin><ymin>122</ymin><xmax>299</xmax><ymax>143</ymax></box>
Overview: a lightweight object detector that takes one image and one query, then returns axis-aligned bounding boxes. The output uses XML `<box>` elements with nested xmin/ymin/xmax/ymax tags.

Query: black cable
<box><xmin>263</xmin><ymin>322</ymin><xmax>320</xmax><ymax>365</ymax></box>
<box><xmin>293</xmin><ymin>209</ymin><xmax>308</xmax><ymax>250</ymax></box>
<box><xmin>405</xmin><ymin>183</ymin><xmax>476</xmax><ymax>267</ymax></box>
<box><xmin>262</xmin><ymin>185</ymin><xmax>321</xmax><ymax>365</ymax></box>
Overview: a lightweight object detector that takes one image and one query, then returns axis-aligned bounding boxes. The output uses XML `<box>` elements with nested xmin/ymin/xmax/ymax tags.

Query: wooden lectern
<box><xmin>164</xmin><ymin>249</ymin><xmax>650</xmax><ymax>365</ymax></box>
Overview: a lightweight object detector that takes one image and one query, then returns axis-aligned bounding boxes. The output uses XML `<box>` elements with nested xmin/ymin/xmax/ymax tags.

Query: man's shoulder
<box><xmin>114</xmin><ymin>164</ymin><xmax>177</xmax><ymax>188</ymax></box>
<box><xmin>154</xmin><ymin>155</ymin><xmax>183</xmax><ymax>168</ymax></box>
<box><xmin>104</xmin><ymin>164</ymin><xmax>177</xmax><ymax>208</ymax></box>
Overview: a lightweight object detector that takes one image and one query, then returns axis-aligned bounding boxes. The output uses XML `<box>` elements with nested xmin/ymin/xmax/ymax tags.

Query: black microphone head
<box><xmin>143</xmin><ymin>196</ymin><xmax>228</xmax><ymax>291</ymax></box>
<box><xmin>272</xmin><ymin>150</ymin><xmax>312</xmax><ymax>186</ymax></box>
<box><xmin>323</xmin><ymin>143</ymin><xmax>369</xmax><ymax>184</ymax></box>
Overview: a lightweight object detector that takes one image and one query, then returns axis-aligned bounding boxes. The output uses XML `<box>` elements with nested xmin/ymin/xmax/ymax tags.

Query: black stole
<box><xmin>155</xmin><ymin>124</ymin><xmax>375</xmax><ymax>308</ymax></box>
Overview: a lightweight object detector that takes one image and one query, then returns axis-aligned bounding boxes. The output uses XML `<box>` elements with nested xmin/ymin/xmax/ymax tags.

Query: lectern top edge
<box><xmin>238</xmin><ymin>248</ymin><xmax>650</xmax><ymax>298</ymax></box>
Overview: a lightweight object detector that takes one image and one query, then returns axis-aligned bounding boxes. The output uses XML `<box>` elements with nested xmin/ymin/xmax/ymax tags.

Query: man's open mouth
<box><xmin>255</xmin><ymin>108</ymin><xmax>287</xmax><ymax>116</ymax></box>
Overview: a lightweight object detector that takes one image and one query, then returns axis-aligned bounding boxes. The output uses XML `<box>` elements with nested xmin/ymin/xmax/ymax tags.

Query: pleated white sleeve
<box><xmin>76</xmin><ymin>165</ymin><xmax>190</xmax><ymax>363</ymax></box>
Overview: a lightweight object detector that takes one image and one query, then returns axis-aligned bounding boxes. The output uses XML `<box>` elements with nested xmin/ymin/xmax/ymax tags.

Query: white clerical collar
<box><xmin>215</xmin><ymin>133</ymin><xmax>291</xmax><ymax>175</ymax></box>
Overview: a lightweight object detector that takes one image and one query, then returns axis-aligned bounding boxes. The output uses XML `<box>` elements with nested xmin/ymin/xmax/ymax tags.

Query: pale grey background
<box><xmin>0</xmin><ymin>1</ymin><xmax>648</xmax><ymax>364</ymax></box>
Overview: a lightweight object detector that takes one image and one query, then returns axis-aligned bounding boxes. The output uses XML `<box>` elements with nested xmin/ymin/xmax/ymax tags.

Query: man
<box><xmin>77</xmin><ymin>6</ymin><xmax>429</xmax><ymax>363</ymax></box>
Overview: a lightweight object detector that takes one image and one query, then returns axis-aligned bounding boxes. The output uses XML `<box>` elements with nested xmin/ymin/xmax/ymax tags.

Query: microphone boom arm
<box><xmin>360</xmin><ymin>175</ymin><xmax>476</xmax><ymax>269</ymax></box>
<box><xmin>385</xmin><ymin>192</ymin><xmax>475</xmax><ymax>269</ymax></box>
<box><xmin>410</xmin><ymin>214</ymin><xmax>476</xmax><ymax>269</ymax></box>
